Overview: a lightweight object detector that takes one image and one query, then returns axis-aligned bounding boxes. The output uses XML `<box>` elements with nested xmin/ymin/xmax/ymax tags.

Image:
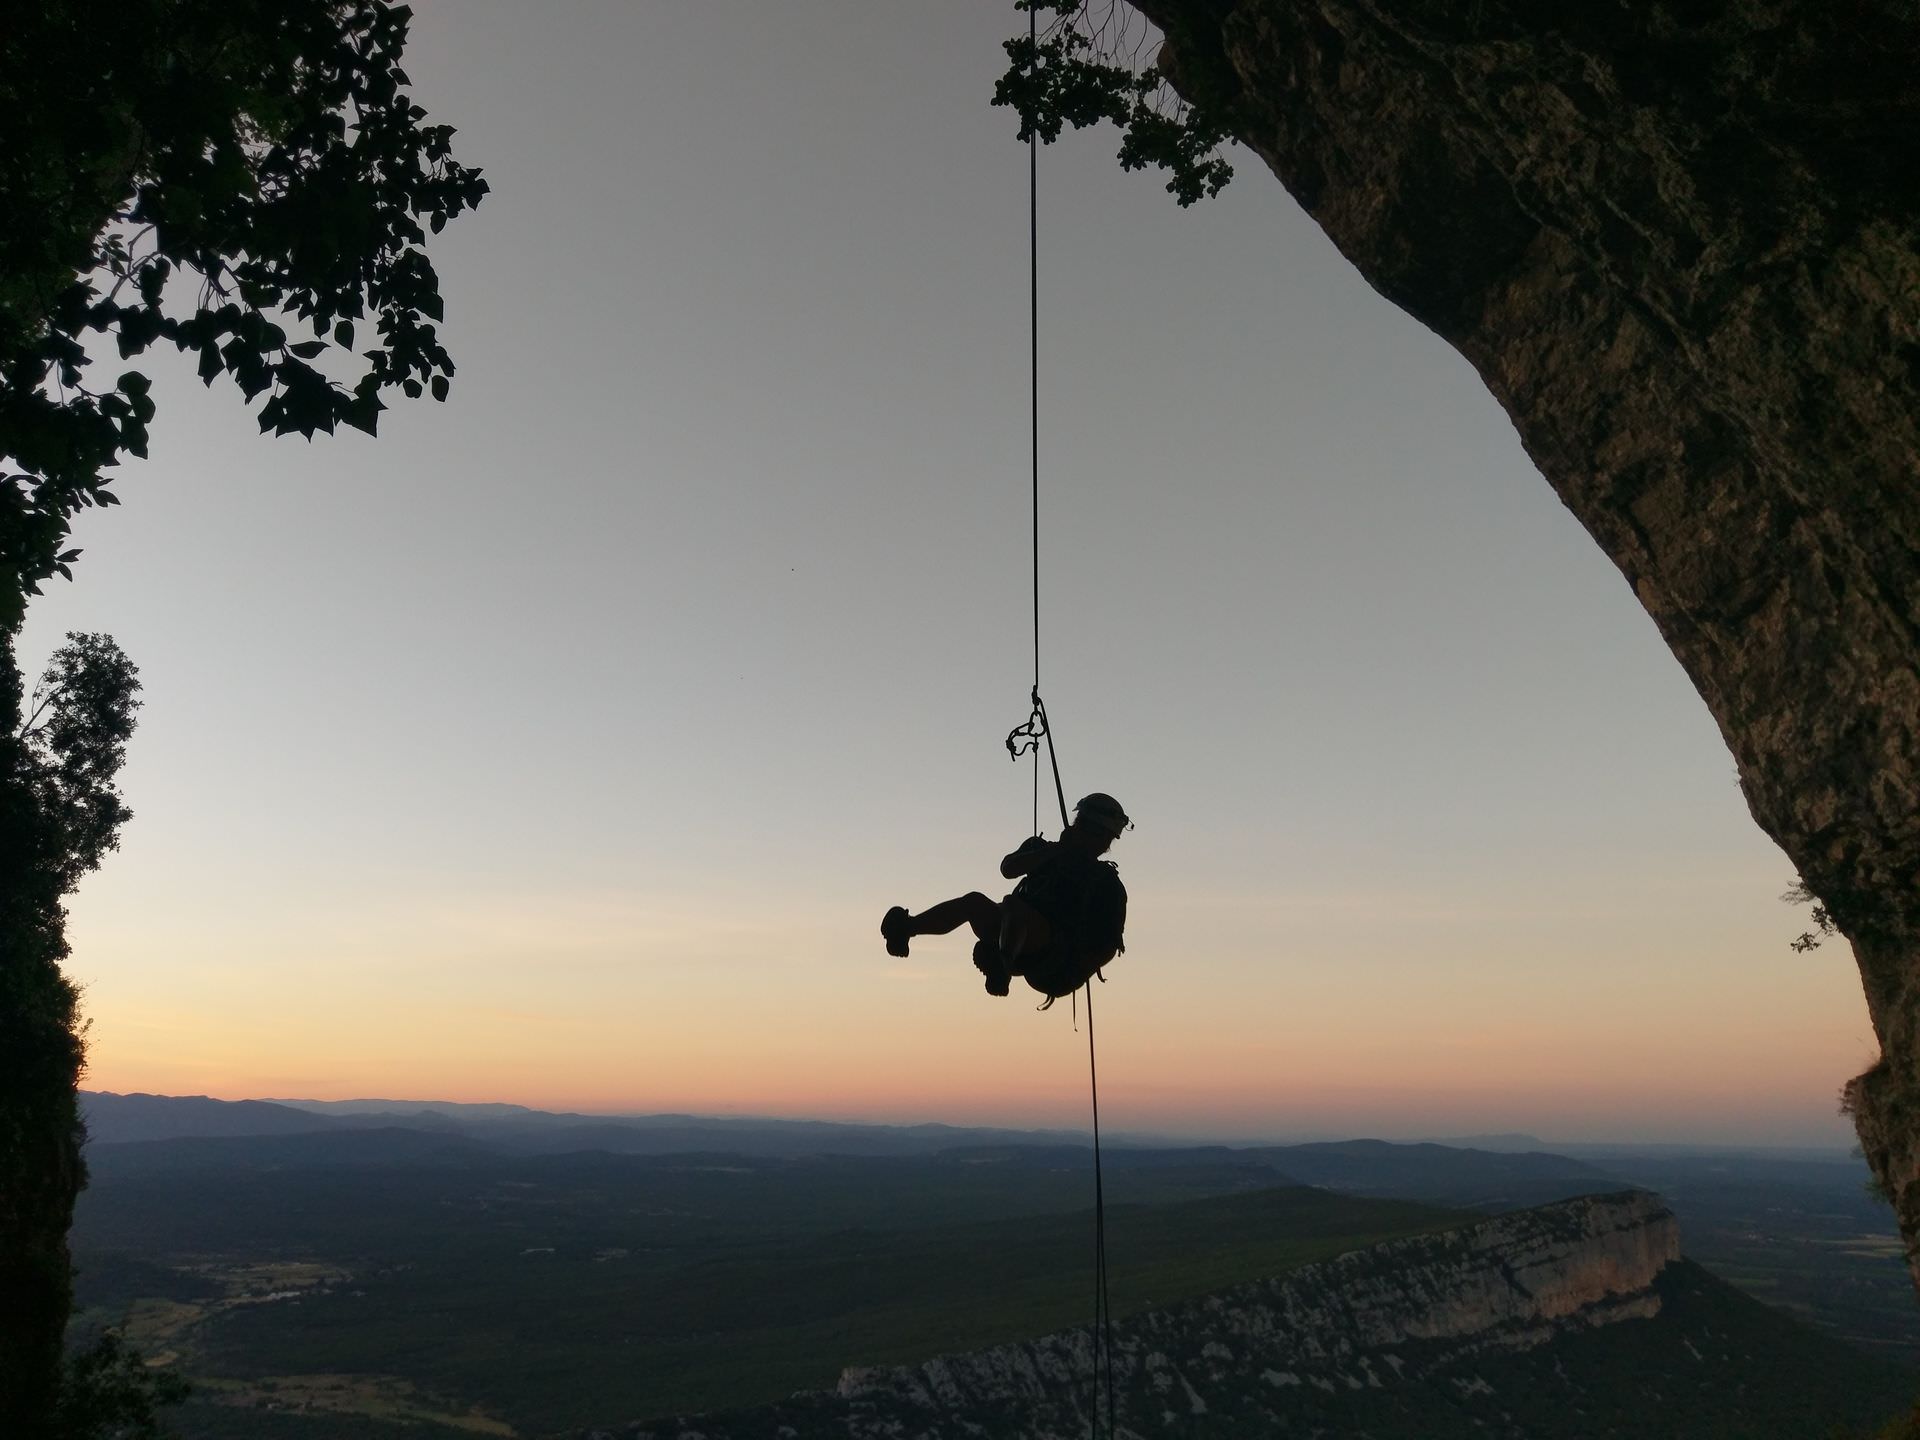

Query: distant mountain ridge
<box><xmin>270</xmin><ymin>1094</ymin><xmax>1091</xmax><ymax>1144</ymax></box>
<box><xmin>79</xmin><ymin>1091</ymin><xmax>1088</xmax><ymax>1157</ymax></box>
<box><xmin>76</xmin><ymin>1094</ymin><xmax>1608</xmax><ymax>1207</ymax></box>
<box><xmin>267</xmin><ymin>1097</ymin><xmax>548</xmax><ymax>1117</ymax></box>
<box><xmin>79</xmin><ymin>1092</ymin><xmax>344</xmax><ymax>1145</ymax></box>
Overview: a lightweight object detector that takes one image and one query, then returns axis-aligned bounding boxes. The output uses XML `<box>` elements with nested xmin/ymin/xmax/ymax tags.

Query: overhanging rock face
<box><xmin>1126</xmin><ymin>0</ymin><xmax>1920</xmax><ymax>1282</ymax></box>
<box><xmin>618</xmin><ymin>1190</ymin><xmax>1679</xmax><ymax>1439</ymax></box>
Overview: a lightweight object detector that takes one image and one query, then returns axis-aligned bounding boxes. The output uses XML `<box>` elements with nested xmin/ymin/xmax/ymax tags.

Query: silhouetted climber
<box><xmin>882</xmin><ymin>793</ymin><xmax>1130</xmax><ymax>998</ymax></box>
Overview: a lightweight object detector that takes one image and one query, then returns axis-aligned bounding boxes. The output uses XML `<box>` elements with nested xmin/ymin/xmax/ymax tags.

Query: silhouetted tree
<box><xmin>0</xmin><ymin>2</ymin><xmax>484</xmax><ymax>1429</ymax></box>
<box><xmin>992</xmin><ymin>0</ymin><xmax>1234</xmax><ymax>205</ymax></box>
<box><xmin>52</xmin><ymin>1333</ymin><xmax>190</xmax><ymax>1440</ymax></box>
<box><xmin>2</xmin><ymin>635</ymin><xmax>140</xmax><ymax>1428</ymax></box>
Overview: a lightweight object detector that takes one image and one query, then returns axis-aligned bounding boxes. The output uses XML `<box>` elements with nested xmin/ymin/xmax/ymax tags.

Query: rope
<box><xmin>1037</xmin><ymin>692</ymin><xmax>1069</xmax><ymax>833</ymax></box>
<box><xmin>1029</xmin><ymin>0</ymin><xmax>1040</xmax><ymax>706</ymax></box>
<box><xmin>1087</xmin><ymin>983</ymin><xmax>1115</xmax><ymax>1439</ymax></box>
<box><xmin>1016</xmin><ymin>9</ymin><xmax>1115</xmax><ymax>1432</ymax></box>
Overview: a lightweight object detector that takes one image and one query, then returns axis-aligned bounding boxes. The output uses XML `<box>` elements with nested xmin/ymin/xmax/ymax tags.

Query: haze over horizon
<box><xmin>83</xmin><ymin>1086</ymin><xmax>1861</xmax><ymax>1154</ymax></box>
<box><xmin>28</xmin><ymin>1</ymin><xmax>1877</xmax><ymax>1150</ymax></box>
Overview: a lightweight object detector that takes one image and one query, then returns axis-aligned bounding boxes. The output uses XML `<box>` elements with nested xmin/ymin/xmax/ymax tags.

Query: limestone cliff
<box><xmin>611</xmin><ymin>1191</ymin><xmax>1684</xmax><ymax>1438</ymax></box>
<box><xmin>1123</xmin><ymin>0</ymin><xmax>1920</xmax><ymax>1284</ymax></box>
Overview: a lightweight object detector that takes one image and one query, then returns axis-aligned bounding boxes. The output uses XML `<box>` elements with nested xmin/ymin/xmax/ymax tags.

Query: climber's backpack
<box><xmin>1015</xmin><ymin>849</ymin><xmax>1128</xmax><ymax>998</ymax></box>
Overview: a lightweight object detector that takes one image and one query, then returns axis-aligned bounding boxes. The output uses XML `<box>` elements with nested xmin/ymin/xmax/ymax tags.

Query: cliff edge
<box><xmin>1124</xmin><ymin>0</ymin><xmax>1920</xmax><ymax>1283</ymax></box>
<box><xmin>618</xmin><ymin>1190</ymin><xmax>1685</xmax><ymax>1438</ymax></box>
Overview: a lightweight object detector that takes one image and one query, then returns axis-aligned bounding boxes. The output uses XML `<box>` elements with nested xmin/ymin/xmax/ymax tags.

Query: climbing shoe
<box><xmin>973</xmin><ymin>939</ymin><xmax>1012</xmax><ymax>997</ymax></box>
<box><xmin>880</xmin><ymin>906</ymin><xmax>912</xmax><ymax>958</ymax></box>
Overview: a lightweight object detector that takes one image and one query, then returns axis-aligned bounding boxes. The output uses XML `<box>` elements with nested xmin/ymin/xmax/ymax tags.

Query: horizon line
<box><xmin>79</xmin><ymin>1088</ymin><xmax>1862</xmax><ymax>1157</ymax></box>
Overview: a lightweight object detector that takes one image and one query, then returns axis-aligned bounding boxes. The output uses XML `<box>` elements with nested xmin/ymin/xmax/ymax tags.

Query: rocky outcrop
<box><xmin>612</xmin><ymin>1191</ymin><xmax>1678</xmax><ymax>1438</ymax></box>
<box><xmin>1126</xmin><ymin>0</ymin><xmax>1920</xmax><ymax>1287</ymax></box>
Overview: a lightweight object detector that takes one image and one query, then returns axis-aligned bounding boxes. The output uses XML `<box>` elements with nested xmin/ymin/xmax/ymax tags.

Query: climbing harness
<box><xmin>1003</xmin><ymin>6</ymin><xmax>1117</xmax><ymax>1433</ymax></box>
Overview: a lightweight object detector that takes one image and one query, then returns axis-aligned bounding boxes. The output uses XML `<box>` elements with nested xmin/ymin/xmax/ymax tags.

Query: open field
<box><xmin>73</xmin><ymin>1149</ymin><xmax>1465</xmax><ymax>1435</ymax></box>
<box><xmin>69</xmin><ymin>1125</ymin><xmax>1919</xmax><ymax>1437</ymax></box>
<box><xmin>1581</xmin><ymin>1150</ymin><xmax>1920</xmax><ymax>1360</ymax></box>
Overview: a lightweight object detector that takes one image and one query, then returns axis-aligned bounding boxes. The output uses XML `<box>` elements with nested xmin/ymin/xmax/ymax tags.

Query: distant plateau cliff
<box><xmin>593</xmin><ymin>1191</ymin><xmax>1767</xmax><ymax>1438</ymax></box>
<box><xmin>597</xmin><ymin>1190</ymin><xmax>1910</xmax><ymax>1438</ymax></box>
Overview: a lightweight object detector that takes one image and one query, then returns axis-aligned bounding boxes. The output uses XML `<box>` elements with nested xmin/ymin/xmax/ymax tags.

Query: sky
<box><xmin>25</xmin><ymin>1</ymin><xmax>1879</xmax><ymax>1147</ymax></box>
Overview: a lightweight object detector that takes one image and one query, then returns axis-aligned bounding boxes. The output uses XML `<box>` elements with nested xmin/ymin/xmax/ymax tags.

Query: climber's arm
<box><xmin>1000</xmin><ymin>835</ymin><xmax>1048</xmax><ymax>879</ymax></box>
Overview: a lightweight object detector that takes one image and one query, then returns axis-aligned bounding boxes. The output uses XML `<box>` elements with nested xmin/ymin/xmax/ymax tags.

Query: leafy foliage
<box><xmin>1</xmin><ymin>5</ymin><xmax>478</xmax><ymax>1423</ymax></box>
<box><xmin>992</xmin><ymin>0</ymin><xmax>1235</xmax><ymax>206</ymax></box>
<box><xmin>1783</xmin><ymin>878</ymin><xmax>1837</xmax><ymax>953</ymax></box>
<box><xmin>55</xmin><ymin>1331</ymin><xmax>191</xmax><ymax>1440</ymax></box>
<box><xmin>0</xmin><ymin>0</ymin><xmax>488</xmax><ymax>629</ymax></box>
<box><xmin>18</xmin><ymin>634</ymin><xmax>143</xmax><ymax>891</ymax></box>
<box><xmin>2</xmin><ymin>633</ymin><xmax>141</xmax><ymax>1109</ymax></box>
<box><xmin>0</xmin><ymin>635</ymin><xmax>142</xmax><ymax>1425</ymax></box>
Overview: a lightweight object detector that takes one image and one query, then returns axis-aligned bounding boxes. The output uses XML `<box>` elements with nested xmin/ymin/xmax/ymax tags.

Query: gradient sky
<box><xmin>24</xmin><ymin>1</ymin><xmax>1877</xmax><ymax>1146</ymax></box>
